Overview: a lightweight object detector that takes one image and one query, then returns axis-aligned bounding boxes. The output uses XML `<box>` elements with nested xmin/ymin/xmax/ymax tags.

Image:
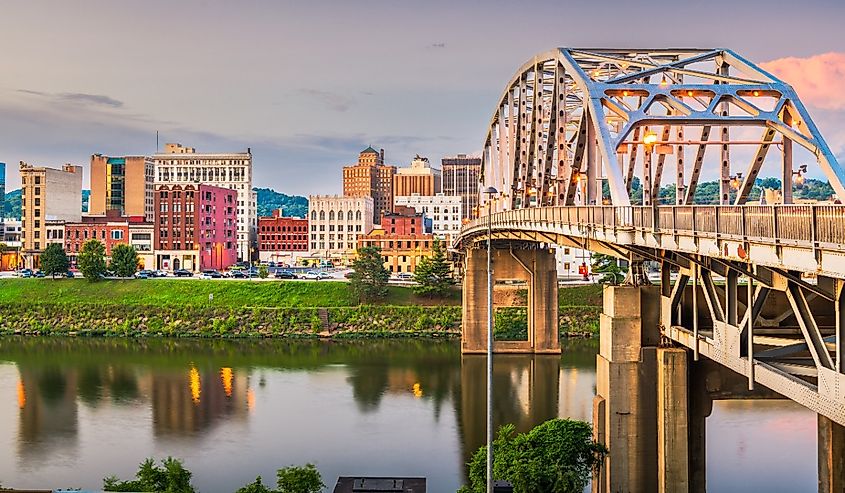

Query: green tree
<box><xmin>78</xmin><ymin>239</ymin><xmax>107</xmax><ymax>281</ymax></box>
<box><xmin>413</xmin><ymin>238</ymin><xmax>454</xmax><ymax>297</ymax></box>
<box><xmin>349</xmin><ymin>246</ymin><xmax>389</xmax><ymax>302</ymax></box>
<box><xmin>276</xmin><ymin>464</ymin><xmax>324</xmax><ymax>493</ymax></box>
<box><xmin>460</xmin><ymin>419</ymin><xmax>606</xmax><ymax>493</ymax></box>
<box><xmin>103</xmin><ymin>457</ymin><xmax>195</xmax><ymax>493</ymax></box>
<box><xmin>591</xmin><ymin>253</ymin><xmax>625</xmax><ymax>285</ymax></box>
<box><xmin>259</xmin><ymin>264</ymin><xmax>269</xmax><ymax>279</ymax></box>
<box><xmin>110</xmin><ymin>244</ymin><xmax>139</xmax><ymax>278</ymax></box>
<box><xmin>235</xmin><ymin>476</ymin><xmax>273</xmax><ymax>493</ymax></box>
<box><xmin>40</xmin><ymin>243</ymin><xmax>69</xmax><ymax>279</ymax></box>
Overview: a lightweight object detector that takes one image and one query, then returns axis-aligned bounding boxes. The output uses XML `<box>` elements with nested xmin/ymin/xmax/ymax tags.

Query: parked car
<box><xmin>228</xmin><ymin>270</ymin><xmax>246</xmax><ymax>279</ymax></box>
<box><xmin>18</xmin><ymin>269</ymin><xmax>33</xmax><ymax>278</ymax></box>
<box><xmin>34</xmin><ymin>270</ymin><xmax>45</xmax><ymax>278</ymax></box>
<box><xmin>65</xmin><ymin>271</ymin><xmax>75</xmax><ymax>279</ymax></box>
<box><xmin>397</xmin><ymin>272</ymin><xmax>414</xmax><ymax>281</ymax></box>
<box><xmin>274</xmin><ymin>270</ymin><xmax>296</xmax><ymax>279</ymax></box>
<box><xmin>173</xmin><ymin>269</ymin><xmax>192</xmax><ymax>277</ymax></box>
<box><xmin>303</xmin><ymin>270</ymin><xmax>331</xmax><ymax>280</ymax></box>
<box><xmin>200</xmin><ymin>270</ymin><xmax>223</xmax><ymax>279</ymax></box>
<box><xmin>154</xmin><ymin>270</ymin><xmax>168</xmax><ymax>277</ymax></box>
<box><xmin>344</xmin><ymin>271</ymin><xmax>355</xmax><ymax>279</ymax></box>
<box><xmin>135</xmin><ymin>269</ymin><xmax>154</xmax><ymax>279</ymax></box>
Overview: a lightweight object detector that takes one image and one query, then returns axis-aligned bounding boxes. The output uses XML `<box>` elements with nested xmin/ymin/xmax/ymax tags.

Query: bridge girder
<box><xmin>479</xmin><ymin>48</ymin><xmax>845</xmax><ymax>214</ymax></box>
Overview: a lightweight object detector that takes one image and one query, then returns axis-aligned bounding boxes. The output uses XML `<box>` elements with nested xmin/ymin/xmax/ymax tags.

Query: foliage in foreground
<box><xmin>236</xmin><ymin>464</ymin><xmax>324</xmax><ymax>493</ymax></box>
<box><xmin>459</xmin><ymin>419</ymin><xmax>607</xmax><ymax>493</ymax></box>
<box><xmin>103</xmin><ymin>457</ymin><xmax>195</xmax><ymax>492</ymax></box>
<box><xmin>591</xmin><ymin>253</ymin><xmax>626</xmax><ymax>285</ymax></box>
<box><xmin>110</xmin><ymin>244</ymin><xmax>140</xmax><ymax>278</ymax></box>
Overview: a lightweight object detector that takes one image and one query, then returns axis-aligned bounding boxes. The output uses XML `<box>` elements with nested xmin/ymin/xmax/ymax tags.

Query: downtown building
<box><xmin>394</xmin><ymin>193</ymin><xmax>461</xmax><ymax>244</ymax></box>
<box><xmin>342</xmin><ymin>147</ymin><xmax>396</xmax><ymax>223</ymax></box>
<box><xmin>393</xmin><ymin>155</ymin><xmax>441</xmax><ymax>197</ymax></box>
<box><xmin>257</xmin><ymin>209</ymin><xmax>308</xmax><ymax>265</ymax></box>
<box><xmin>19</xmin><ymin>162</ymin><xmax>83</xmax><ymax>269</ymax></box>
<box><xmin>65</xmin><ymin>210</ymin><xmax>154</xmax><ymax>269</ymax></box>
<box><xmin>357</xmin><ymin>206</ymin><xmax>434</xmax><ymax>274</ymax></box>
<box><xmin>154</xmin><ymin>183</ymin><xmax>238</xmax><ymax>272</ymax></box>
<box><xmin>442</xmin><ymin>154</ymin><xmax>481</xmax><ymax>220</ymax></box>
<box><xmin>89</xmin><ymin>154</ymin><xmax>155</xmax><ymax>221</ymax></box>
<box><xmin>308</xmin><ymin>195</ymin><xmax>374</xmax><ymax>263</ymax></box>
<box><xmin>153</xmin><ymin>143</ymin><xmax>256</xmax><ymax>261</ymax></box>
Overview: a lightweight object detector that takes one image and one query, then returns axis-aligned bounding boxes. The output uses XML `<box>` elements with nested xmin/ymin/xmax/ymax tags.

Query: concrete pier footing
<box><xmin>818</xmin><ymin>415</ymin><xmax>845</xmax><ymax>493</ymax></box>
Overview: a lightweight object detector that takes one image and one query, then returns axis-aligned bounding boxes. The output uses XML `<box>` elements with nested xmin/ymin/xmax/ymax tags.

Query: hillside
<box><xmin>254</xmin><ymin>187</ymin><xmax>308</xmax><ymax>218</ymax></box>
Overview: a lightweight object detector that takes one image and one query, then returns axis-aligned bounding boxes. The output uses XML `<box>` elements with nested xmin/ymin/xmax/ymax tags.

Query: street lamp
<box><xmin>793</xmin><ymin>164</ymin><xmax>808</xmax><ymax>189</ymax></box>
<box><xmin>482</xmin><ymin>186</ymin><xmax>498</xmax><ymax>493</ymax></box>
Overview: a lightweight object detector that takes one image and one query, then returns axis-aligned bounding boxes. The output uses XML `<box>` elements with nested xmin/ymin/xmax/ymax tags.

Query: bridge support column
<box><xmin>657</xmin><ymin>347</ymin><xmax>689</xmax><ymax>493</ymax></box>
<box><xmin>593</xmin><ymin>285</ymin><xmax>660</xmax><ymax>493</ymax></box>
<box><xmin>462</xmin><ymin>247</ymin><xmax>489</xmax><ymax>354</ymax></box>
<box><xmin>818</xmin><ymin>415</ymin><xmax>845</xmax><ymax>493</ymax></box>
<box><xmin>461</xmin><ymin>246</ymin><xmax>559</xmax><ymax>354</ymax></box>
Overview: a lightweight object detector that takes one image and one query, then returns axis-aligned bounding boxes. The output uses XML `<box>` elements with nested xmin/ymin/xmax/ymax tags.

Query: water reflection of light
<box><xmin>17</xmin><ymin>379</ymin><xmax>25</xmax><ymax>409</ymax></box>
<box><xmin>412</xmin><ymin>383</ymin><xmax>423</xmax><ymax>398</ymax></box>
<box><xmin>189</xmin><ymin>367</ymin><xmax>201</xmax><ymax>404</ymax></box>
<box><xmin>247</xmin><ymin>388</ymin><xmax>255</xmax><ymax>411</ymax></box>
<box><xmin>220</xmin><ymin>367</ymin><xmax>233</xmax><ymax>397</ymax></box>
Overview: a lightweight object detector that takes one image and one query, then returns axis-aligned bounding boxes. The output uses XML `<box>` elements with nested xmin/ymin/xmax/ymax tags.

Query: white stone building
<box><xmin>308</xmin><ymin>195</ymin><xmax>374</xmax><ymax>262</ymax></box>
<box><xmin>394</xmin><ymin>193</ymin><xmax>462</xmax><ymax>243</ymax></box>
<box><xmin>153</xmin><ymin>143</ymin><xmax>256</xmax><ymax>261</ymax></box>
<box><xmin>555</xmin><ymin>245</ymin><xmax>593</xmax><ymax>281</ymax></box>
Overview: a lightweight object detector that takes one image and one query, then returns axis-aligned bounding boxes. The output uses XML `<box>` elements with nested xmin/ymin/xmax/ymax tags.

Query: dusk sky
<box><xmin>2</xmin><ymin>0</ymin><xmax>845</xmax><ymax>195</ymax></box>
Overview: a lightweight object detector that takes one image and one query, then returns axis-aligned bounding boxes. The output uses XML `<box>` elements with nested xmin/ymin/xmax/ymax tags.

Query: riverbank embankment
<box><xmin>0</xmin><ymin>279</ymin><xmax>601</xmax><ymax>339</ymax></box>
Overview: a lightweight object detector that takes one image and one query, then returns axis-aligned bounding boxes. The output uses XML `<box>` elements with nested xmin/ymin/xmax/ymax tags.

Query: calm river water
<box><xmin>0</xmin><ymin>338</ymin><xmax>817</xmax><ymax>492</ymax></box>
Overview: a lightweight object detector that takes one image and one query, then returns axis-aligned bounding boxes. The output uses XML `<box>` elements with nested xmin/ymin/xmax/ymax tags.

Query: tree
<box><xmin>276</xmin><ymin>464</ymin><xmax>324</xmax><ymax>493</ymax></box>
<box><xmin>460</xmin><ymin>419</ymin><xmax>607</xmax><ymax>493</ymax></box>
<box><xmin>103</xmin><ymin>457</ymin><xmax>195</xmax><ymax>493</ymax></box>
<box><xmin>78</xmin><ymin>239</ymin><xmax>107</xmax><ymax>281</ymax></box>
<box><xmin>235</xmin><ymin>477</ymin><xmax>273</xmax><ymax>493</ymax></box>
<box><xmin>349</xmin><ymin>246</ymin><xmax>389</xmax><ymax>302</ymax></box>
<box><xmin>39</xmin><ymin>243</ymin><xmax>69</xmax><ymax>279</ymax></box>
<box><xmin>591</xmin><ymin>253</ymin><xmax>625</xmax><ymax>285</ymax></box>
<box><xmin>259</xmin><ymin>264</ymin><xmax>269</xmax><ymax>279</ymax></box>
<box><xmin>413</xmin><ymin>238</ymin><xmax>454</xmax><ymax>297</ymax></box>
<box><xmin>110</xmin><ymin>244</ymin><xmax>139</xmax><ymax>278</ymax></box>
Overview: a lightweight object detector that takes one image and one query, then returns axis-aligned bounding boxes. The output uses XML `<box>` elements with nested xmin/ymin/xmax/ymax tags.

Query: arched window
<box><xmin>347</xmin><ymin>210</ymin><xmax>354</xmax><ymax>221</ymax></box>
<box><xmin>329</xmin><ymin>210</ymin><xmax>335</xmax><ymax>221</ymax></box>
<box><xmin>320</xmin><ymin>210</ymin><xmax>325</xmax><ymax>220</ymax></box>
<box><xmin>356</xmin><ymin>211</ymin><xmax>362</xmax><ymax>220</ymax></box>
<box><xmin>311</xmin><ymin>210</ymin><xmax>317</xmax><ymax>220</ymax></box>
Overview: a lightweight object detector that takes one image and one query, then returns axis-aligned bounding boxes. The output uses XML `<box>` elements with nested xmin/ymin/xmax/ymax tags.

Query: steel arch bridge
<box><xmin>455</xmin><ymin>48</ymin><xmax>845</xmax><ymax>430</ymax></box>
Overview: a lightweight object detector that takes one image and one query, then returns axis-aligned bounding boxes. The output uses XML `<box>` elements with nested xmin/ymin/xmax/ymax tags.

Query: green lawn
<box><xmin>0</xmin><ymin>278</ymin><xmax>462</xmax><ymax>307</ymax></box>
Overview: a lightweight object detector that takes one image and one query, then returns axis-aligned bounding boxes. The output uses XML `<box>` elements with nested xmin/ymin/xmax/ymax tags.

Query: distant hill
<box><xmin>3</xmin><ymin>189</ymin><xmax>89</xmax><ymax>219</ymax></box>
<box><xmin>254</xmin><ymin>187</ymin><xmax>308</xmax><ymax>218</ymax></box>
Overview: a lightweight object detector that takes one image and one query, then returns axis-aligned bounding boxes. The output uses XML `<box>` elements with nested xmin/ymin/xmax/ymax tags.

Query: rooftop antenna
<box><xmin>156</xmin><ymin>131</ymin><xmax>159</xmax><ymax>152</ymax></box>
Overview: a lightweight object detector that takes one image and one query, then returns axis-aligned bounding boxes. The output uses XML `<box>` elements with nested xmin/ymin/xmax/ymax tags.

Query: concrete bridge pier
<box><xmin>593</xmin><ymin>284</ymin><xmax>660</xmax><ymax>492</ymax></box>
<box><xmin>819</xmin><ymin>415</ymin><xmax>845</xmax><ymax>493</ymax></box>
<box><xmin>461</xmin><ymin>245</ymin><xmax>559</xmax><ymax>354</ymax></box>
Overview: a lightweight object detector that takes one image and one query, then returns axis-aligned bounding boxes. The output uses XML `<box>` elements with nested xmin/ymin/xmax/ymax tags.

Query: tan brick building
<box><xmin>393</xmin><ymin>155</ymin><xmax>441</xmax><ymax>197</ymax></box>
<box><xmin>89</xmin><ymin>154</ymin><xmax>154</xmax><ymax>221</ymax></box>
<box><xmin>19</xmin><ymin>162</ymin><xmax>83</xmax><ymax>268</ymax></box>
<box><xmin>342</xmin><ymin>147</ymin><xmax>396</xmax><ymax>223</ymax></box>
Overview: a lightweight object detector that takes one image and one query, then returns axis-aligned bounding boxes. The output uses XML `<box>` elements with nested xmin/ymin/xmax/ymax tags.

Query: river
<box><xmin>0</xmin><ymin>338</ymin><xmax>817</xmax><ymax>492</ymax></box>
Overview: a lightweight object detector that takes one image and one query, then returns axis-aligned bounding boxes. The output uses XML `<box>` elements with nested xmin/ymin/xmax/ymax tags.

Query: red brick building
<box><xmin>381</xmin><ymin>205</ymin><xmax>428</xmax><ymax>235</ymax></box>
<box><xmin>258</xmin><ymin>209</ymin><xmax>308</xmax><ymax>263</ymax></box>
<box><xmin>357</xmin><ymin>206</ymin><xmax>435</xmax><ymax>273</ymax></box>
<box><xmin>154</xmin><ymin>184</ymin><xmax>237</xmax><ymax>272</ymax></box>
<box><xmin>65</xmin><ymin>209</ymin><xmax>143</xmax><ymax>256</ymax></box>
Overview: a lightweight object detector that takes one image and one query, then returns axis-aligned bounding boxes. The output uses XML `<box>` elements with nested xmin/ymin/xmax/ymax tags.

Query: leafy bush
<box><xmin>276</xmin><ymin>463</ymin><xmax>325</xmax><ymax>493</ymax></box>
<box><xmin>103</xmin><ymin>457</ymin><xmax>195</xmax><ymax>492</ymax></box>
<box><xmin>460</xmin><ymin>419</ymin><xmax>607</xmax><ymax>493</ymax></box>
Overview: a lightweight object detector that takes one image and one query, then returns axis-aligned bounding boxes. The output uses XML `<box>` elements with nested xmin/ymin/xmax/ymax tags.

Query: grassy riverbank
<box><xmin>0</xmin><ymin>279</ymin><xmax>602</xmax><ymax>339</ymax></box>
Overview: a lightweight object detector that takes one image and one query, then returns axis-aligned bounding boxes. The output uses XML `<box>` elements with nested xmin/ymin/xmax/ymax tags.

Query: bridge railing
<box><xmin>464</xmin><ymin>204</ymin><xmax>845</xmax><ymax>247</ymax></box>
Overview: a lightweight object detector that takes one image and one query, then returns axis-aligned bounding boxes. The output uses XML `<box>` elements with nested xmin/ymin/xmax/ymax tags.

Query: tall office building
<box><xmin>394</xmin><ymin>193</ymin><xmax>462</xmax><ymax>243</ymax></box>
<box><xmin>19</xmin><ymin>162</ymin><xmax>83</xmax><ymax>268</ymax></box>
<box><xmin>89</xmin><ymin>154</ymin><xmax>154</xmax><ymax>221</ymax></box>
<box><xmin>153</xmin><ymin>143</ymin><xmax>255</xmax><ymax>261</ymax></box>
<box><xmin>442</xmin><ymin>154</ymin><xmax>481</xmax><ymax>220</ymax></box>
<box><xmin>342</xmin><ymin>147</ymin><xmax>396</xmax><ymax>223</ymax></box>
<box><xmin>394</xmin><ymin>155</ymin><xmax>441</xmax><ymax>197</ymax></box>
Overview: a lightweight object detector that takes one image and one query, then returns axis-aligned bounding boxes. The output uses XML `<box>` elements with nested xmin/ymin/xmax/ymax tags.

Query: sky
<box><xmin>1</xmin><ymin>0</ymin><xmax>845</xmax><ymax>195</ymax></box>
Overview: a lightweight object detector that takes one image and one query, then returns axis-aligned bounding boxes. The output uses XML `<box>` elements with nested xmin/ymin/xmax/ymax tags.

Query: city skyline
<box><xmin>1</xmin><ymin>0</ymin><xmax>844</xmax><ymax>195</ymax></box>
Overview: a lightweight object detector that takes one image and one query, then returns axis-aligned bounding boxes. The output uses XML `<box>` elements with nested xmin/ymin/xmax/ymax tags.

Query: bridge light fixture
<box><xmin>659</xmin><ymin>76</ymin><xmax>669</xmax><ymax>87</ymax></box>
<box><xmin>793</xmin><ymin>164</ymin><xmax>808</xmax><ymax>189</ymax></box>
<box><xmin>729</xmin><ymin>172</ymin><xmax>743</xmax><ymax>191</ymax></box>
<box><xmin>643</xmin><ymin>131</ymin><xmax>659</xmax><ymax>149</ymax></box>
<box><xmin>752</xmin><ymin>90</ymin><xmax>760</xmax><ymax>97</ymax></box>
<box><xmin>481</xmin><ymin>185</ymin><xmax>498</xmax><ymax>493</ymax></box>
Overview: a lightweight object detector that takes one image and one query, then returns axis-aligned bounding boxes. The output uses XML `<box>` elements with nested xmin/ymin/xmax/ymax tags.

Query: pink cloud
<box><xmin>761</xmin><ymin>52</ymin><xmax>845</xmax><ymax>110</ymax></box>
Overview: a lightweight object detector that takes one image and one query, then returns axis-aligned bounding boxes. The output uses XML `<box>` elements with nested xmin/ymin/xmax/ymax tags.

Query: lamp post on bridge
<box><xmin>482</xmin><ymin>186</ymin><xmax>498</xmax><ymax>493</ymax></box>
